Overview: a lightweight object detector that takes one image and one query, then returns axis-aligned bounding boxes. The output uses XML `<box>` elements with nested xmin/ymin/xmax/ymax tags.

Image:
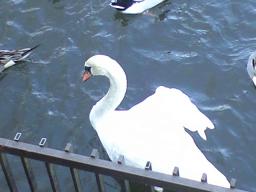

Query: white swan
<box><xmin>247</xmin><ymin>51</ymin><xmax>256</xmax><ymax>86</ymax></box>
<box><xmin>110</xmin><ymin>0</ymin><xmax>165</xmax><ymax>14</ymax></box>
<box><xmin>82</xmin><ymin>55</ymin><xmax>230</xmax><ymax>188</ymax></box>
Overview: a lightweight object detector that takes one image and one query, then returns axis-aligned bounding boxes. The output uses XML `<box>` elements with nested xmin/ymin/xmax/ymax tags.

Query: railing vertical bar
<box><xmin>95</xmin><ymin>171</ymin><xmax>105</xmax><ymax>192</ymax></box>
<box><xmin>38</xmin><ymin>137</ymin><xmax>60</xmax><ymax>192</ymax></box>
<box><xmin>70</xmin><ymin>168</ymin><xmax>82</xmax><ymax>192</ymax></box>
<box><xmin>123</xmin><ymin>180</ymin><xmax>131</xmax><ymax>192</ymax></box>
<box><xmin>45</xmin><ymin>162</ymin><xmax>60</xmax><ymax>192</ymax></box>
<box><xmin>144</xmin><ymin>161</ymin><xmax>155</xmax><ymax>192</ymax></box>
<box><xmin>15</xmin><ymin>132</ymin><xmax>37</xmax><ymax>191</ymax></box>
<box><xmin>64</xmin><ymin>143</ymin><xmax>82</xmax><ymax>192</ymax></box>
<box><xmin>117</xmin><ymin>155</ymin><xmax>130</xmax><ymax>192</ymax></box>
<box><xmin>90</xmin><ymin>149</ymin><xmax>105</xmax><ymax>192</ymax></box>
<box><xmin>20</xmin><ymin>156</ymin><xmax>37</xmax><ymax>192</ymax></box>
<box><xmin>0</xmin><ymin>153</ymin><xmax>18</xmax><ymax>192</ymax></box>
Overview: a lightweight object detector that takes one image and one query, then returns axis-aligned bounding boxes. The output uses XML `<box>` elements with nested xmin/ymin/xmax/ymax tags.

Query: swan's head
<box><xmin>82</xmin><ymin>55</ymin><xmax>127</xmax><ymax>90</ymax></box>
<box><xmin>247</xmin><ymin>52</ymin><xmax>256</xmax><ymax>86</ymax></box>
<box><xmin>83</xmin><ymin>55</ymin><xmax>112</xmax><ymax>81</ymax></box>
<box><xmin>82</xmin><ymin>55</ymin><xmax>127</xmax><ymax>120</ymax></box>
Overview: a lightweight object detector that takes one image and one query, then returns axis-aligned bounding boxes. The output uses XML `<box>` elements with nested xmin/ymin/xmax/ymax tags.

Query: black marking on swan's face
<box><xmin>110</xmin><ymin>0</ymin><xmax>134</xmax><ymax>10</ymax></box>
<box><xmin>83</xmin><ymin>66</ymin><xmax>92</xmax><ymax>81</ymax></box>
<box><xmin>84</xmin><ymin>66</ymin><xmax>91</xmax><ymax>73</ymax></box>
<box><xmin>253</xmin><ymin>58</ymin><xmax>256</xmax><ymax>69</ymax></box>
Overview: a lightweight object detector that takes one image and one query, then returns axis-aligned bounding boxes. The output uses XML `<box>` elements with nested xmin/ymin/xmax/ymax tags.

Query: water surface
<box><xmin>0</xmin><ymin>0</ymin><xmax>255</xmax><ymax>191</ymax></box>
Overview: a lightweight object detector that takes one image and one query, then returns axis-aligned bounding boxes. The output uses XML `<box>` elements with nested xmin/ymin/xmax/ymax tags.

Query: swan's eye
<box><xmin>84</xmin><ymin>66</ymin><xmax>91</xmax><ymax>73</ymax></box>
<box><xmin>253</xmin><ymin>59</ymin><xmax>256</xmax><ymax>68</ymax></box>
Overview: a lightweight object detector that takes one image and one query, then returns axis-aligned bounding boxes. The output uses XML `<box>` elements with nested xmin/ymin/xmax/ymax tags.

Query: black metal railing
<box><xmin>0</xmin><ymin>133</ymin><xmax>248</xmax><ymax>192</ymax></box>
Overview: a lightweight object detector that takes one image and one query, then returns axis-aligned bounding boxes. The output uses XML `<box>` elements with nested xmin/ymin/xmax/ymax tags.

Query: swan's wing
<box><xmin>129</xmin><ymin>86</ymin><xmax>214</xmax><ymax>140</ymax></box>
<box><xmin>155</xmin><ymin>86</ymin><xmax>215</xmax><ymax>140</ymax></box>
<box><xmin>101</xmin><ymin>111</ymin><xmax>229</xmax><ymax>188</ymax></box>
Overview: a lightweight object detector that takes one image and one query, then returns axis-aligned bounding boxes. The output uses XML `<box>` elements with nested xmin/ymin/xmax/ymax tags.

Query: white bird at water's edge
<box><xmin>0</xmin><ymin>45</ymin><xmax>39</xmax><ymax>73</ymax></box>
<box><xmin>82</xmin><ymin>55</ymin><xmax>230</xmax><ymax>189</ymax></box>
<box><xmin>110</xmin><ymin>0</ymin><xmax>166</xmax><ymax>14</ymax></box>
<box><xmin>247</xmin><ymin>51</ymin><xmax>256</xmax><ymax>86</ymax></box>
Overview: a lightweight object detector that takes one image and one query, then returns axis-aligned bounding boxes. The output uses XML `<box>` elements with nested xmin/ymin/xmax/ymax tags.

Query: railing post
<box><xmin>230</xmin><ymin>178</ymin><xmax>237</xmax><ymax>189</ymax></box>
<box><xmin>14</xmin><ymin>133</ymin><xmax>37</xmax><ymax>192</ymax></box>
<box><xmin>39</xmin><ymin>138</ymin><xmax>60</xmax><ymax>192</ymax></box>
<box><xmin>144</xmin><ymin>161</ymin><xmax>155</xmax><ymax>192</ymax></box>
<box><xmin>20</xmin><ymin>157</ymin><xmax>37</xmax><ymax>192</ymax></box>
<box><xmin>90</xmin><ymin>149</ymin><xmax>105</xmax><ymax>192</ymax></box>
<box><xmin>201</xmin><ymin>173</ymin><xmax>207</xmax><ymax>183</ymax></box>
<box><xmin>64</xmin><ymin>143</ymin><xmax>82</xmax><ymax>192</ymax></box>
<box><xmin>0</xmin><ymin>153</ymin><xmax>18</xmax><ymax>192</ymax></box>
<box><xmin>117</xmin><ymin>155</ymin><xmax>130</xmax><ymax>192</ymax></box>
<box><xmin>172</xmin><ymin>166</ymin><xmax>180</xmax><ymax>177</ymax></box>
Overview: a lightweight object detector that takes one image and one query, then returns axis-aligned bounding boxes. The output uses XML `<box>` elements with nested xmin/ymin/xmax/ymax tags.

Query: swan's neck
<box><xmin>89</xmin><ymin>69</ymin><xmax>127</xmax><ymax>129</ymax></box>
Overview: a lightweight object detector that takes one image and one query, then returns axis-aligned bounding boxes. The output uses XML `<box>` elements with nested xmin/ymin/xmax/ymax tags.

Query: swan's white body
<box><xmin>247</xmin><ymin>52</ymin><xmax>256</xmax><ymax>86</ymax></box>
<box><xmin>110</xmin><ymin>0</ymin><xmax>165</xmax><ymax>14</ymax></box>
<box><xmin>83</xmin><ymin>55</ymin><xmax>230</xmax><ymax>188</ymax></box>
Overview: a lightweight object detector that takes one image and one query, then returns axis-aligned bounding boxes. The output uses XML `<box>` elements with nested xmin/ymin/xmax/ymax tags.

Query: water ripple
<box><xmin>134</xmin><ymin>48</ymin><xmax>198</xmax><ymax>62</ymax></box>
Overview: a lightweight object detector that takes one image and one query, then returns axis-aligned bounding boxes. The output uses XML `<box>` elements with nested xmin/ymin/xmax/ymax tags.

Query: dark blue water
<box><xmin>0</xmin><ymin>0</ymin><xmax>255</xmax><ymax>191</ymax></box>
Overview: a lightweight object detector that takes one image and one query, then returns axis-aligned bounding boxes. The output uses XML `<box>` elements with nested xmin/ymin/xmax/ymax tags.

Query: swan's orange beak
<box><xmin>82</xmin><ymin>71</ymin><xmax>91</xmax><ymax>81</ymax></box>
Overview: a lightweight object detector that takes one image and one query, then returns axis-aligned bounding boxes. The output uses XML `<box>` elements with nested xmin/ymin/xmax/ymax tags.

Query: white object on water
<box><xmin>247</xmin><ymin>51</ymin><xmax>256</xmax><ymax>86</ymax></box>
<box><xmin>110</xmin><ymin>0</ymin><xmax>165</xmax><ymax>14</ymax></box>
<box><xmin>82</xmin><ymin>55</ymin><xmax>230</xmax><ymax>188</ymax></box>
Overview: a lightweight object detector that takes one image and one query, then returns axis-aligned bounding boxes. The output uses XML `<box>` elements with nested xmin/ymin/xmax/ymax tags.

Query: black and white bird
<box><xmin>110</xmin><ymin>0</ymin><xmax>165</xmax><ymax>14</ymax></box>
<box><xmin>0</xmin><ymin>45</ymin><xmax>39</xmax><ymax>72</ymax></box>
<box><xmin>247</xmin><ymin>52</ymin><xmax>256</xmax><ymax>86</ymax></box>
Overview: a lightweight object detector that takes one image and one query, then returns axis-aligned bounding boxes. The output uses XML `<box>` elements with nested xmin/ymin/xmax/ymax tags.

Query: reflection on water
<box><xmin>0</xmin><ymin>0</ymin><xmax>256</xmax><ymax>191</ymax></box>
